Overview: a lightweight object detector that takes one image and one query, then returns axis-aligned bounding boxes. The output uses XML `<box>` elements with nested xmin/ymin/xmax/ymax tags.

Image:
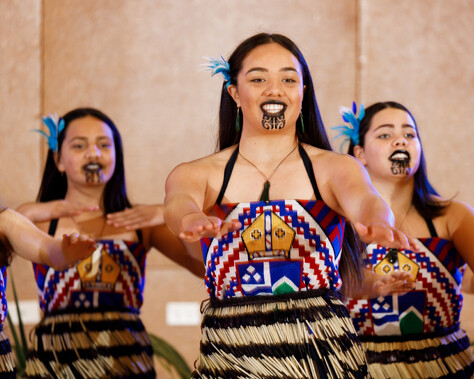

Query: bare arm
<box><xmin>0</xmin><ymin>209</ymin><xmax>96</xmax><ymax>270</ymax></box>
<box><xmin>323</xmin><ymin>154</ymin><xmax>416</xmax><ymax>250</ymax></box>
<box><xmin>164</xmin><ymin>161</ymin><xmax>240</xmax><ymax>242</ymax></box>
<box><xmin>106</xmin><ymin>204</ymin><xmax>165</xmax><ymax>230</ymax></box>
<box><xmin>448</xmin><ymin>201</ymin><xmax>474</xmax><ymax>282</ymax></box>
<box><xmin>17</xmin><ymin>200</ymin><xmax>98</xmax><ymax>223</ymax></box>
<box><xmin>148</xmin><ymin>224</ymin><xmax>204</xmax><ymax>277</ymax></box>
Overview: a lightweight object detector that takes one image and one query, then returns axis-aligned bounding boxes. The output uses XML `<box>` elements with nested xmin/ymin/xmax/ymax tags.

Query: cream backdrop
<box><xmin>1</xmin><ymin>0</ymin><xmax>473</xmax><ymax>377</ymax></box>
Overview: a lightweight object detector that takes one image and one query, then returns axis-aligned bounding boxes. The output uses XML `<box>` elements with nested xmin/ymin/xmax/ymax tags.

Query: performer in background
<box><xmin>18</xmin><ymin>108</ymin><xmax>202</xmax><ymax>378</ymax></box>
<box><xmin>336</xmin><ymin>101</ymin><xmax>474</xmax><ymax>378</ymax></box>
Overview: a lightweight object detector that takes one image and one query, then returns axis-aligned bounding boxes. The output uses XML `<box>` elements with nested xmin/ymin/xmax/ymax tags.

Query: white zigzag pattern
<box><xmin>207</xmin><ymin>201</ymin><xmax>341</xmax><ymax>299</ymax></box>
<box><xmin>41</xmin><ymin>240</ymin><xmax>143</xmax><ymax>312</ymax></box>
<box><xmin>115</xmin><ymin>241</ymin><xmax>143</xmax><ymax>309</ymax></box>
<box><xmin>413</xmin><ymin>242</ymin><xmax>460</xmax><ymax>329</ymax></box>
<box><xmin>44</xmin><ymin>268</ymin><xmax>81</xmax><ymax>312</ymax></box>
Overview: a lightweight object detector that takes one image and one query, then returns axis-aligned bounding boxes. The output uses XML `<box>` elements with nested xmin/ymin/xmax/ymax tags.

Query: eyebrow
<box><xmin>245</xmin><ymin>67</ymin><xmax>298</xmax><ymax>75</ymax></box>
<box><xmin>69</xmin><ymin>136</ymin><xmax>112</xmax><ymax>141</ymax></box>
<box><xmin>374</xmin><ymin>124</ymin><xmax>416</xmax><ymax>131</ymax></box>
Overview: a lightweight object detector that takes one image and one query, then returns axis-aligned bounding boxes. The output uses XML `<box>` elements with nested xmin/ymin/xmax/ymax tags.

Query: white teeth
<box><xmin>262</xmin><ymin>104</ymin><xmax>284</xmax><ymax>114</ymax></box>
<box><xmin>85</xmin><ymin>163</ymin><xmax>100</xmax><ymax>170</ymax></box>
<box><xmin>391</xmin><ymin>153</ymin><xmax>409</xmax><ymax>160</ymax></box>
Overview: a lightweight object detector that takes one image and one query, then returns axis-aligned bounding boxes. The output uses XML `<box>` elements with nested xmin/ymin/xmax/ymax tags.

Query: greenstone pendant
<box><xmin>259</xmin><ymin>180</ymin><xmax>270</xmax><ymax>201</ymax></box>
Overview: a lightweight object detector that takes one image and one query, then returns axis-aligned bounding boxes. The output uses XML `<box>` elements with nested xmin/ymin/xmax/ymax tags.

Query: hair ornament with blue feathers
<box><xmin>331</xmin><ymin>101</ymin><xmax>365</xmax><ymax>151</ymax></box>
<box><xmin>31</xmin><ymin>113</ymin><xmax>65</xmax><ymax>152</ymax></box>
<box><xmin>203</xmin><ymin>56</ymin><xmax>232</xmax><ymax>89</ymax></box>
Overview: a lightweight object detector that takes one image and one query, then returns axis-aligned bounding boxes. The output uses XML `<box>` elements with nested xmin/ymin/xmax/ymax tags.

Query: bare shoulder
<box><xmin>301</xmin><ymin>143</ymin><xmax>364</xmax><ymax>176</ymax></box>
<box><xmin>167</xmin><ymin>145</ymin><xmax>237</xmax><ymax>182</ymax></box>
<box><xmin>444</xmin><ymin>199</ymin><xmax>474</xmax><ymax>220</ymax></box>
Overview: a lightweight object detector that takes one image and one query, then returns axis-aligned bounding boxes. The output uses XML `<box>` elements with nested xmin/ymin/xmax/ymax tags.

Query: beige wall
<box><xmin>1</xmin><ymin>1</ymin><xmax>473</xmax><ymax>377</ymax></box>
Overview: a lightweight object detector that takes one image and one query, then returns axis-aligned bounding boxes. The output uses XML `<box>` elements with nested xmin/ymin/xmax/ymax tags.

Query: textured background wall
<box><xmin>1</xmin><ymin>0</ymin><xmax>473</xmax><ymax>377</ymax></box>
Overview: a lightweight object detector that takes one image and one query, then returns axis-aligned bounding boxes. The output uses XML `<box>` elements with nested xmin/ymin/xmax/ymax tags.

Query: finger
<box><xmin>231</xmin><ymin>220</ymin><xmax>242</xmax><ymax>231</ymax></box>
<box><xmin>392</xmin><ymin>230</ymin><xmax>410</xmax><ymax>250</ymax></box>
<box><xmin>407</xmin><ymin>235</ymin><xmax>420</xmax><ymax>252</ymax></box>
<box><xmin>354</xmin><ymin>223</ymin><xmax>368</xmax><ymax>238</ymax></box>
<box><xmin>62</xmin><ymin>234</ymin><xmax>71</xmax><ymax>247</ymax></box>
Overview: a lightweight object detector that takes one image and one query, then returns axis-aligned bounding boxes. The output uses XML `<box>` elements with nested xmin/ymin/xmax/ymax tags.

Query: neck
<box><xmin>369</xmin><ymin>175</ymin><xmax>415</xmax><ymax>221</ymax></box>
<box><xmin>239</xmin><ymin>132</ymin><xmax>298</xmax><ymax>162</ymax></box>
<box><xmin>64</xmin><ymin>183</ymin><xmax>104</xmax><ymax>208</ymax></box>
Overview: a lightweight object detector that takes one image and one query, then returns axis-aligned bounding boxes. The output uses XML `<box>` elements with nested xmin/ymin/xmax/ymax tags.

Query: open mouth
<box><xmin>83</xmin><ymin>163</ymin><xmax>102</xmax><ymax>172</ymax></box>
<box><xmin>260</xmin><ymin>101</ymin><xmax>287</xmax><ymax>117</ymax></box>
<box><xmin>389</xmin><ymin>150</ymin><xmax>410</xmax><ymax>162</ymax></box>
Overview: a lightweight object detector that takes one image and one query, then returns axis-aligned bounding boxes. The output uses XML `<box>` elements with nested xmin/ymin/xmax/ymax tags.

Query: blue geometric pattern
<box><xmin>34</xmin><ymin>239</ymin><xmax>147</xmax><ymax>312</ymax></box>
<box><xmin>203</xmin><ymin>200</ymin><xmax>346</xmax><ymax>300</ymax></box>
<box><xmin>348</xmin><ymin>237</ymin><xmax>465</xmax><ymax>335</ymax></box>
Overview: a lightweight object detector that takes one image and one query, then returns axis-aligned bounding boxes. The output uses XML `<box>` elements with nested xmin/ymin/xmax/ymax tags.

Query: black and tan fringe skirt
<box><xmin>0</xmin><ymin>331</ymin><xmax>15</xmax><ymax>378</ymax></box>
<box><xmin>360</xmin><ymin>325</ymin><xmax>474</xmax><ymax>379</ymax></box>
<box><xmin>24</xmin><ymin>308</ymin><xmax>155</xmax><ymax>379</ymax></box>
<box><xmin>193</xmin><ymin>289</ymin><xmax>369</xmax><ymax>379</ymax></box>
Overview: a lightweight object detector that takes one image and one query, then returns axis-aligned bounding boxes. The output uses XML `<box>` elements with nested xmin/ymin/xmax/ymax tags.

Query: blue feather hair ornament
<box><xmin>31</xmin><ymin>113</ymin><xmax>65</xmax><ymax>152</ymax></box>
<box><xmin>202</xmin><ymin>56</ymin><xmax>232</xmax><ymax>89</ymax></box>
<box><xmin>331</xmin><ymin>101</ymin><xmax>365</xmax><ymax>152</ymax></box>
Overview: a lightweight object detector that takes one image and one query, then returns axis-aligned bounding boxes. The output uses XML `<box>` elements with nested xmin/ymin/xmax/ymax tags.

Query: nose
<box><xmin>392</xmin><ymin>134</ymin><xmax>407</xmax><ymax>147</ymax></box>
<box><xmin>85</xmin><ymin>144</ymin><xmax>101</xmax><ymax>159</ymax></box>
<box><xmin>264</xmin><ymin>78</ymin><xmax>283</xmax><ymax>96</ymax></box>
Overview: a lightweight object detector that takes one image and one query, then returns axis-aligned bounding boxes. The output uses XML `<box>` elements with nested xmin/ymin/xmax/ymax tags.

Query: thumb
<box><xmin>354</xmin><ymin>222</ymin><xmax>368</xmax><ymax>237</ymax></box>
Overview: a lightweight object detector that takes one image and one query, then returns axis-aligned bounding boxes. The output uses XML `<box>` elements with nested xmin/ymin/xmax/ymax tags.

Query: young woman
<box><xmin>0</xmin><ymin>206</ymin><xmax>95</xmax><ymax>378</ymax></box>
<box><xmin>340</xmin><ymin>101</ymin><xmax>474</xmax><ymax>378</ymax></box>
<box><xmin>18</xmin><ymin>108</ymin><xmax>202</xmax><ymax>378</ymax></box>
<box><xmin>164</xmin><ymin>33</ymin><xmax>417</xmax><ymax>379</ymax></box>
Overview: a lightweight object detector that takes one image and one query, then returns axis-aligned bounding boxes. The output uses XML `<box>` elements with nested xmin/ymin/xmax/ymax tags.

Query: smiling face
<box><xmin>354</xmin><ymin>107</ymin><xmax>421</xmax><ymax>180</ymax></box>
<box><xmin>56</xmin><ymin>116</ymin><xmax>116</xmax><ymax>188</ymax></box>
<box><xmin>228</xmin><ymin>43</ymin><xmax>305</xmax><ymax>133</ymax></box>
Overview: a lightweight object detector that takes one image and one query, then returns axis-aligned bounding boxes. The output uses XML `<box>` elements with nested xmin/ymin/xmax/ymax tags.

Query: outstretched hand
<box><xmin>60</xmin><ymin>233</ymin><xmax>97</xmax><ymax>268</ymax></box>
<box><xmin>372</xmin><ymin>271</ymin><xmax>416</xmax><ymax>297</ymax></box>
<box><xmin>179</xmin><ymin>212</ymin><xmax>241</xmax><ymax>242</ymax></box>
<box><xmin>107</xmin><ymin>204</ymin><xmax>165</xmax><ymax>230</ymax></box>
<box><xmin>355</xmin><ymin>222</ymin><xmax>419</xmax><ymax>251</ymax></box>
<box><xmin>17</xmin><ymin>200</ymin><xmax>99</xmax><ymax>223</ymax></box>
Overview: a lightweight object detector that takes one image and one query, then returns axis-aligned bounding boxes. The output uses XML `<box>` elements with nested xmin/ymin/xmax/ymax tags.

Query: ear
<box><xmin>227</xmin><ymin>84</ymin><xmax>240</xmax><ymax>107</ymax></box>
<box><xmin>53</xmin><ymin>151</ymin><xmax>65</xmax><ymax>174</ymax></box>
<box><xmin>353</xmin><ymin>145</ymin><xmax>367</xmax><ymax>166</ymax></box>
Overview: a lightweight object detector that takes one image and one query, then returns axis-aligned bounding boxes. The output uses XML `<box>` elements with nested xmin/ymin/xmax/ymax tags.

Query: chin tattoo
<box><xmin>390</xmin><ymin>159</ymin><xmax>411</xmax><ymax>175</ymax></box>
<box><xmin>389</xmin><ymin>150</ymin><xmax>411</xmax><ymax>175</ymax></box>
<box><xmin>260</xmin><ymin>101</ymin><xmax>287</xmax><ymax>130</ymax></box>
<box><xmin>84</xmin><ymin>164</ymin><xmax>105</xmax><ymax>183</ymax></box>
<box><xmin>262</xmin><ymin>114</ymin><xmax>286</xmax><ymax>130</ymax></box>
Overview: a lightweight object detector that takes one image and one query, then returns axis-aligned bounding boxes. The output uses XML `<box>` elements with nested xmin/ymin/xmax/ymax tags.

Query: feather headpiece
<box><xmin>31</xmin><ymin>113</ymin><xmax>65</xmax><ymax>152</ymax></box>
<box><xmin>202</xmin><ymin>56</ymin><xmax>231</xmax><ymax>89</ymax></box>
<box><xmin>331</xmin><ymin>102</ymin><xmax>365</xmax><ymax>151</ymax></box>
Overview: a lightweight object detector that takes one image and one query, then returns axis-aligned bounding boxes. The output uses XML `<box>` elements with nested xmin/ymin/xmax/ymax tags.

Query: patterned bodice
<box><xmin>0</xmin><ymin>266</ymin><xmax>6</xmax><ymax>326</ymax></box>
<box><xmin>202</xmin><ymin>199</ymin><xmax>346</xmax><ymax>300</ymax></box>
<box><xmin>347</xmin><ymin>237</ymin><xmax>466</xmax><ymax>336</ymax></box>
<box><xmin>33</xmin><ymin>239</ymin><xmax>147</xmax><ymax>313</ymax></box>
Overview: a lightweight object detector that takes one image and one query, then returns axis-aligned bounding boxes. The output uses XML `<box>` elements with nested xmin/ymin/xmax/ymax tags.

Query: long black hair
<box><xmin>218</xmin><ymin>33</ymin><xmax>331</xmax><ymax>151</ymax></box>
<box><xmin>217</xmin><ymin>33</ymin><xmax>364</xmax><ymax>291</ymax></box>
<box><xmin>348</xmin><ymin>101</ymin><xmax>448</xmax><ymax>219</ymax></box>
<box><xmin>37</xmin><ymin>108</ymin><xmax>131</xmax><ymax>215</ymax></box>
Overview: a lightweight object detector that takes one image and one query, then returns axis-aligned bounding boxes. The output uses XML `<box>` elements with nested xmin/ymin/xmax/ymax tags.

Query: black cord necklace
<box><xmin>238</xmin><ymin>144</ymin><xmax>298</xmax><ymax>201</ymax></box>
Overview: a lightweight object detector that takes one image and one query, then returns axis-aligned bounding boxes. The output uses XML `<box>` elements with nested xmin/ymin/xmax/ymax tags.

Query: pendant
<box><xmin>259</xmin><ymin>180</ymin><xmax>270</xmax><ymax>201</ymax></box>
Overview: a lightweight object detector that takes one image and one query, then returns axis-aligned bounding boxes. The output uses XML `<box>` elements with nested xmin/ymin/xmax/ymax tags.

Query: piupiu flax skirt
<box><xmin>360</xmin><ymin>325</ymin><xmax>474</xmax><ymax>379</ymax></box>
<box><xmin>24</xmin><ymin>308</ymin><xmax>155</xmax><ymax>379</ymax></box>
<box><xmin>193</xmin><ymin>289</ymin><xmax>369</xmax><ymax>379</ymax></box>
<box><xmin>0</xmin><ymin>331</ymin><xmax>15</xmax><ymax>378</ymax></box>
